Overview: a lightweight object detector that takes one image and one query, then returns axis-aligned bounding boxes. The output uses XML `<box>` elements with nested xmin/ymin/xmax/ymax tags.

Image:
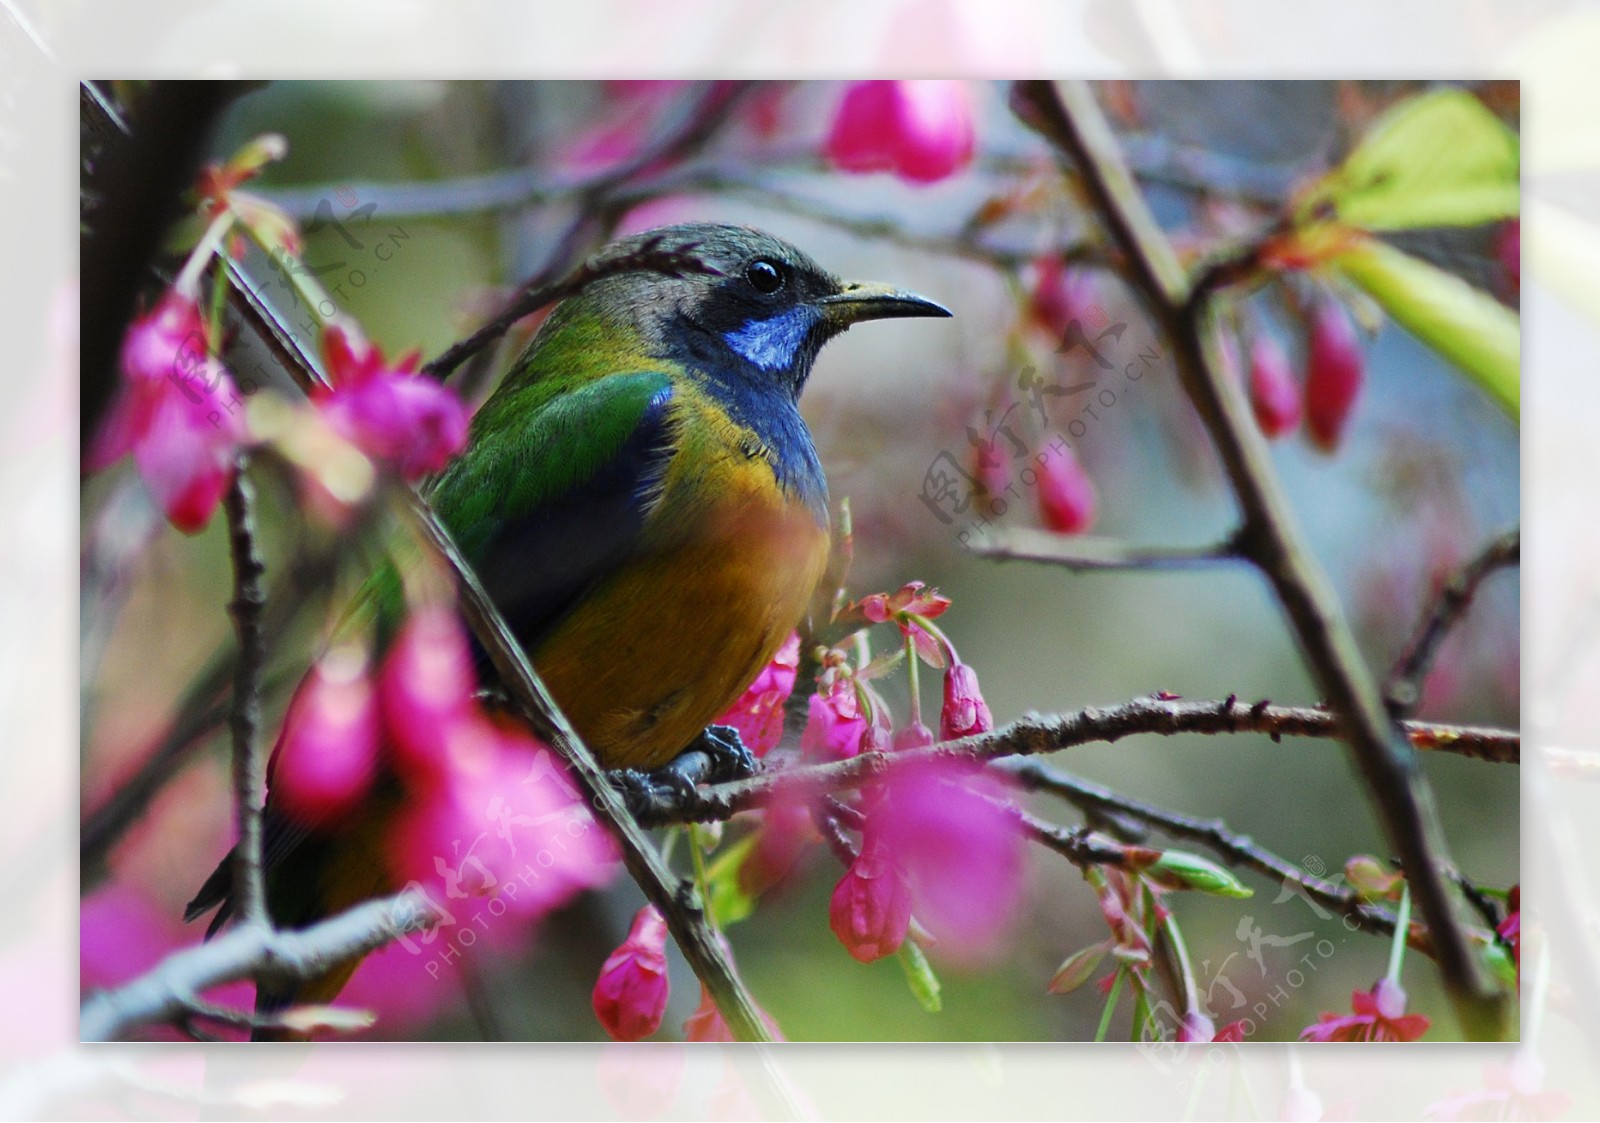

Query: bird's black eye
<box><xmin>745</xmin><ymin>258</ymin><xmax>786</xmax><ymax>295</ymax></box>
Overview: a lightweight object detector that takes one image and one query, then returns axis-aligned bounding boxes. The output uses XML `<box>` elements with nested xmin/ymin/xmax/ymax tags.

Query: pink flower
<box><xmin>1248</xmin><ymin>332</ymin><xmax>1302</xmax><ymax>438</ymax></box>
<box><xmin>1304</xmin><ymin>299</ymin><xmax>1365</xmax><ymax>453</ymax></box>
<box><xmin>683</xmin><ymin>984</ymin><xmax>785</xmax><ymax>1042</ymax></box>
<box><xmin>270</xmin><ymin>648</ymin><xmax>380</xmax><ymax>823</ymax></box>
<box><xmin>1029</xmin><ymin>256</ymin><xmax>1098</xmax><ymax>341</ymax></box>
<box><xmin>738</xmin><ymin>800</ymin><xmax>817</xmax><ymax>897</ymax></box>
<box><xmin>892</xmin><ymin>721</ymin><xmax>936</xmax><ymax>751</ymax></box>
<box><xmin>1036</xmin><ymin>442</ymin><xmax>1097</xmax><ymax>534</ymax></box>
<box><xmin>379</xmin><ymin>605</ymin><xmax>479</xmax><ymax>782</ymax></box>
<box><xmin>800</xmin><ymin>677</ymin><xmax>869</xmax><ymax>761</ymax></box>
<box><xmin>90</xmin><ymin>293</ymin><xmax>246</xmax><ymax>533</ymax></box>
<box><xmin>1213</xmin><ymin>1020</ymin><xmax>1248</xmax><ymax>1042</ymax></box>
<box><xmin>592</xmin><ymin>905</ymin><xmax>671</xmax><ymax>1041</ymax></box>
<box><xmin>1299</xmin><ymin>977</ymin><xmax>1430</xmax><ymax>1042</ymax></box>
<box><xmin>939</xmin><ymin>662</ymin><xmax>993</xmax><ymax>741</ymax></box>
<box><xmin>712</xmin><ymin>632</ymin><xmax>800</xmax><ymax>757</ymax></box>
<box><xmin>826</xmin><ymin>81</ymin><xmax>975</xmax><ymax>184</ymax></box>
<box><xmin>313</xmin><ymin>323</ymin><xmax>468</xmax><ymax>481</ymax></box>
<box><xmin>386</xmin><ymin>720</ymin><xmax>617</xmax><ymax>919</ymax></box>
<box><xmin>829</xmin><ymin>827</ymin><xmax>912</xmax><ymax>963</ymax></box>
<box><xmin>872</xmin><ymin>760</ymin><xmax>1025</xmax><ymax>963</ymax></box>
<box><xmin>972</xmin><ymin>434</ymin><xmax>1012</xmax><ymax>509</ymax></box>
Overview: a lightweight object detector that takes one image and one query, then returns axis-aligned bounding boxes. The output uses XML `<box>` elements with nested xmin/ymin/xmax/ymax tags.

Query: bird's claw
<box><xmin>606</xmin><ymin>725</ymin><xmax>759</xmax><ymax>822</ymax></box>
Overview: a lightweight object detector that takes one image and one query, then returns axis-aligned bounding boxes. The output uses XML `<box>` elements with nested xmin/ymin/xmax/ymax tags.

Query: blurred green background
<box><xmin>80</xmin><ymin>80</ymin><xmax>1518</xmax><ymax>1042</ymax></box>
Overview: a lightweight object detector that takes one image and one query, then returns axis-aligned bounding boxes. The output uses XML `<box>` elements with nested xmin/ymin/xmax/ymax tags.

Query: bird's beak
<box><xmin>818</xmin><ymin>281</ymin><xmax>952</xmax><ymax>328</ymax></box>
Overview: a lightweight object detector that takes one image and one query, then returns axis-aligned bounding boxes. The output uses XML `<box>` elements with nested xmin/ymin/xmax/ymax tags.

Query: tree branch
<box><xmin>1386</xmin><ymin>528</ymin><xmax>1520</xmax><ymax>716</ymax></box>
<box><xmin>968</xmin><ymin>527</ymin><xmax>1243</xmax><ymax>572</ymax></box>
<box><xmin>647</xmin><ymin>694</ymin><xmax>1517</xmax><ymax>827</ymax></box>
<box><xmin>1010</xmin><ymin>79</ymin><xmax>1507</xmax><ymax>1037</ymax></box>
<box><xmin>80</xmin><ymin>891</ymin><xmax>433</xmax><ymax>1041</ymax></box>
<box><xmin>221</xmin><ymin>469</ymin><xmax>270</xmax><ymax>929</ymax></box>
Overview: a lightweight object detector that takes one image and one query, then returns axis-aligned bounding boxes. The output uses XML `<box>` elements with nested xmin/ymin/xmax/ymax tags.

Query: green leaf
<box><xmin>703</xmin><ymin>833</ymin><xmax>760</xmax><ymax>929</ymax></box>
<box><xmin>1332</xmin><ymin>236</ymin><xmax>1519</xmax><ymax>420</ymax></box>
<box><xmin>1313</xmin><ymin>89</ymin><xmax>1519</xmax><ymax>231</ymax></box>
<box><xmin>1047</xmin><ymin>939</ymin><xmax>1112</xmax><ymax>995</ymax></box>
<box><xmin>1483</xmin><ymin>938</ymin><xmax>1518</xmax><ymax>991</ymax></box>
<box><xmin>1148</xmin><ymin>850</ymin><xmax>1253</xmax><ymax>898</ymax></box>
<box><xmin>896</xmin><ymin>939</ymin><xmax>943</xmax><ymax>1013</ymax></box>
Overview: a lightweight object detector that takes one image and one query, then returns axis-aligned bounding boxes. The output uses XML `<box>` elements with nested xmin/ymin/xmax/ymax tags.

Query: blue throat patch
<box><xmin>722</xmin><ymin>306</ymin><xmax>820</xmax><ymax>371</ymax></box>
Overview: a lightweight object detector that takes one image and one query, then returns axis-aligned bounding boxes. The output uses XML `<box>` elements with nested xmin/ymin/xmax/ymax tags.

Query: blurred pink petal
<box><xmin>826</xmin><ymin>81</ymin><xmax>974</xmax><ymax>184</ymax></box>
<box><xmin>800</xmin><ymin>677</ymin><xmax>869</xmax><ymax>761</ymax></box>
<box><xmin>872</xmin><ymin>760</ymin><xmax>1025</xmax><ymax>963</ymax></box>
<box><xmin>379</xmin><ymin>605</ymin><xmax>479</xmax><ymax>783</ymax></box>
<box><xmin>270</xmin><ymin>649</ymin><xmax>381</xmax><ymax>824</ymax></box>
<box><xmin>713</xmin><ymin>632</ymin><xmax>800</xmax><ymax>756</ymax></box>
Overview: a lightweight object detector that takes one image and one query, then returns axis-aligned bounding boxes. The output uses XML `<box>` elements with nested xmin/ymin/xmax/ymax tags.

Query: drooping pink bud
<box><xmin>1247</xmin><ymin>332</ymin><xmax>1302</xmax><ymax>438</ymax></box>
<box><xmin>1304</xmin><ymin>299</ymin><xmax>1365</xmax><ymax>453</ymax></box>
<box><xmin>592</xmin><ymin>906</ymin><xmax>670</xmax><ymax>1041</ymax></box>
<box><xmin>379</xmin><ymin>605</ymin><xmax>478</xmax><ymax>782</ymax></box>
<box><xmin>939</xmin><ymin>662</ymin><xmax>993</xmax><ymax>741</ymax></box>
<box><xmin>90</xmin><ymin>292</ymin><xmax>247</xmax><ymax>534</ymax></box>
<box><xmin>271</xmin><ymin>647</ymin><xmax>380</xmax><ymax>823</ymax></box>
<box><xmin>1036</xmin><ymin>442</ymin><xmax>1097</xmax><ymax>534</ymax></box>
<box><xmin>712</xmin><ymin>632</ymin><xmax>800</xmax><ymax>757</ymax></box>
<box><xmin>829</xmin><ymin>829</ymin><xmax>912</xmax><ymax>963</ymax></box>
<box><xmin>800</xmin><ymin>677</ymin><xmax>870</xmax><ymax>762</ymax></box>
<box><xmin>892</xmin><ymin>721</ymin><xmax>936</xmax><ymax>751</ymax></box>
<box><xmin>826</xmin><ymin>81</ymin><xmax>975</xmax><ymax>185</ymax></box>
<box><xmin>1029</xmin><ymin>256</ymin><xmax>1098</xmax><ymax>341</ymax></box>
<box><xmin>314</xmin><ymin>323</ymin><xmax>468</xmax><ymax>481</ymax></box>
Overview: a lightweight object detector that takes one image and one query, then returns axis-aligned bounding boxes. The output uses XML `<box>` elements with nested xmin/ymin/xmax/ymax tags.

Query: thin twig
<box><xmin>969</xmin><ymin>527</ymin><xmax>1243</xmax><ymax>572</ymax></box>
<box><xmin>649</xmin><ymin>694</ymin><xmax>1517</xmax><ymax>827</ymax></box>
<box><xmin>1010</xmin><ymin>80</ymin><xmax>1507</xmax><ymax>1037</ymax></box>
<box><xmin>1386</xmin><ymin>528</ymin><xmax>1520</xmax><ymax>716</ymax></box>
<box><xmin>222</xmin><ymin>469</ymin><xmax>270</xmax><ymax>930</ymax></box>
<box><xmin>1002</xmin><ymin>759</ymin><xmax>1417</xmax><ymax>949</ymax></box>
<box><xmin>80</xmin><ymin>891</ymin><xmax>433</xmax><ymax>1041</ymax></box>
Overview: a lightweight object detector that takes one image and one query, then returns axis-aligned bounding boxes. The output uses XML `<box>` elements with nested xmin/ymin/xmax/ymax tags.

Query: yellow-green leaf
<box><xmin>1332</xmin><ymin>236</ymin><xmax>1520</xmax><ymax>421</ymax></box>
<box><xmin>1312</xmin><ymin>89</ymin><xmax>1519</xmax><ymax>231</ymax></box>
<box><xmin>703</xmin><ymin>832</ymin><xmax>760</xmax><ymax>929</ymax></box>
<box><xmin>896</xmin><ymin>939</ymin><xmax>943</xmax><ymax>1013</ymax></box>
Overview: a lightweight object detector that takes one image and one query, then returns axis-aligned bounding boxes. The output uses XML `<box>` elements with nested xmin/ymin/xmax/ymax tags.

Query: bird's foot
<box><xmin>608</xmin><ymin>725</ymin><xmax>759</xmax><ymax>822</ymax></box>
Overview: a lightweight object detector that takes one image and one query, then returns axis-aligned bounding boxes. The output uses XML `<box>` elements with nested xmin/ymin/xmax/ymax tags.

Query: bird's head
<box><xmin>575</xmin><ymin>223</ymin><xmax>951</xmax><ymax>398</ymax></box>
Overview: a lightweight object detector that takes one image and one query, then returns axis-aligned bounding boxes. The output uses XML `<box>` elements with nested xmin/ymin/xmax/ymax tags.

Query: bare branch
<box><xmin>1010</xmin><ymin>79</ymin><xmax>1508</xmax><ymax>1037</ymax></box>
<box><xmin>1386</xmin><ymin>528</ymin><xmax>1520</xmax><ymax>716</ymax></box>
<box><xmin>649</xmin><ymin>694</ymin><xmax>1517</xmax><ymax>827</ymax></box>
<box><xmin>80</xmin><ymin>891</ymin><xmax>433</xmax><ymax>1042</ymax></box>
<box><xmin>969</xmin><ymin>527</ymin><xmax>1243</xmax><ymax>572</ymax></box>
<box><xmin>221</xmin><ymin>469</ymin><xmax>270</xmax><ymax>929</ymax></box>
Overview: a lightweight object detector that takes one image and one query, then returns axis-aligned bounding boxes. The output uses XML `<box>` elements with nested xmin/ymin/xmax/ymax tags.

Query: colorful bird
<box><xmin>185</xmin><ymin>222</ymin><xmax>950</xmax><ymax>1034</ymax></box>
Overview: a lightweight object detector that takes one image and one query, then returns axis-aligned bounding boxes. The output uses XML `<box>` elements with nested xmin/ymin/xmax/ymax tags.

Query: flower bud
<box><xmin>1304</xmin><ymin>299</ymin><xmax>1365</xmax><ymax>452</ymax></box>
<box><xmin>1247</xmin><ymin>332</ymin><xmax>1301</xmax><ymax>438</ymax></box>
<box><xmin>1036</xmin><ymin>443</ymin><xmax>1097</xmax><ymax>535</ymax></box>
<box><xmin>829</xmin><ymin>831</ymin><xmax>912</xmax><ymax>963</ymax></box>
<box><xmin>272</xmin><ymin>646</ymin><xmax>379</xmax><ymax>823</ymax></box>
<box><xmin>939</xmin><ymin>662</ymin><xmax>993</xmax><ymax>741</ymax></box>
<box><xmin>592</xmin><ymin>906</ymin><xmax>670</xmax><ymax>1041</ymax></box>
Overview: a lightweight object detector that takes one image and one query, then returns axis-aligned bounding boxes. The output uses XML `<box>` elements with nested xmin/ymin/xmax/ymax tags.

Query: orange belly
<box><xmin>531</xmin><ymin>450</ymin><xmax>829</xmax><ymax>770</ymax></box>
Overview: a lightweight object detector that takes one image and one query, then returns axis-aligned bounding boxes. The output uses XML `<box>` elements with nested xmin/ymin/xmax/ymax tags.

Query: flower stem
<box><xmin>174</xmin><ymin>209</ymin><xmax>236</xmax><ymax>300</ymax></box>
<box><xmin>1386</xmin><ymin>882</ymin><xmax>1412</xmax><ymax>983</ymax></box>
<box><xmin>904</xmin><ymin>631</ymin><xmax>922</xmax><ymax>728</ymax></box>
<box><xmin>1094</xmin><ymin>967</ymin><xmax>1126</xmax><ymax>1042</ymax></box>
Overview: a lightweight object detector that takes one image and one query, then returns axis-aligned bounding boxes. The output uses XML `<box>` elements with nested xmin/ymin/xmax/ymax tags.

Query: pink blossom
<box><xmin>379</xmin><ymin>605</ymin><xmax>479</xmax><ymax>782</ymax></box>
<box><xmin>313</xmin><ymin>323</ymin><xmax>468</xmax><ymax>481</ymax></box>
<box><xmin>592</xmin><ymin>906</ymin><xmax>671</xmax><ymax>1041</ymax></box>
<box><xmin>872</xmin><ymin>760</ymin><xmax>1025</xmax><ymax>963</ymax></box>
<box><xmin>90</xmin><ymin>293</ymin><xmax>246</xmax><ymax>533</ymax></box>
<box><xmin>1029</xmin><ymin>256</ymin><xmax>1098</xmax><ymax>341</ymax></box>
<box><xmin>939</xmin><ymin>662</ymin><xmax>993</xmax><ymax>741</ymax></box>
<box><xmin>1036</xmin><ymin>442</ymin><xmax>1096</xmax><ymax>534</ymax></box>
<box><xmin>1299</xmin><ymin>977</ymin><xmax>1430</xmax><ymax>1042</ymax></box>
<box><xmin>386</xmin><ymin>721</ymin><xmax>616</xmax><ymax>919</ymax></box>
<box><xmin>971</xmin><ymin>434</ymin><xmax>1011</xmax><ymax>509</ymax></box>
<box><xmin>1248</xmin><ymin>332</ymin><xmax>1302</xmax><ymax>438</ymax></box>
<box><xmin>826</xmin><ymin>81</ymin><xmax>975</xmax><ymax>184</ymax></box>
<box><xmin>1304</xmin><ymin>299</ymin><xmax>1365</xmax><ymax>453</ymax></box>
<box><xmin>270</xmin><ymin>649</ymin><xmax>380</xmax><ymax>823</ymax></box>
<box><xmin>892</xmin><ymin>721</ymin><xmax>936</xmax><ymax>751</ymax></box>
<box><xmin>829</xmin><ymin>828</ymin><xmax>912</xmax><ymax>963</ymax></box>
<box><xmin>800</xmin><ymin>677</ymin><xmax>869</xmax><ymax>761</ymax></box>
<box><xmin>713</xmin><ymin>632</ymin><xmax>800</xmax><ymax>757</ymax></box>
